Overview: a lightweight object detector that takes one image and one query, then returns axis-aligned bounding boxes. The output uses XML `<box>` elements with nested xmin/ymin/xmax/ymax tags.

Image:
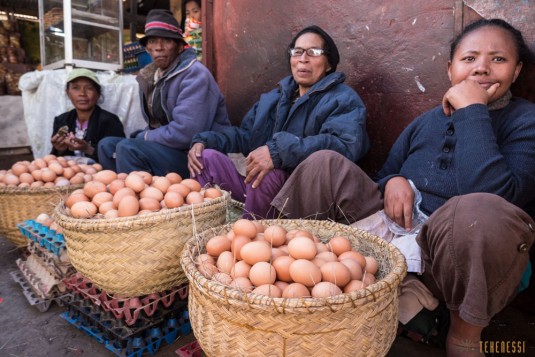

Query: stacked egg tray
<box><xmin>60</xmin><ymin>294</ymin><xmax>191</xmax><ymax>357</ymax></box>
<box><xmin>175</xmin><ymin>339</ymin><xmax>203</xmax><ymax>357</ymax></box>
<box><xmin>10</xmin><ymin>220</ymin><xmax>75</xmax><ymax>311</ymax></box>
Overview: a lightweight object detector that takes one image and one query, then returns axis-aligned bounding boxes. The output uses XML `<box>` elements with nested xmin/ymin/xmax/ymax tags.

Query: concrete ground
<box><xmin>1</xmin><ymin>234</ymin><xmax>534</xmax><ymax>357</ymax></box>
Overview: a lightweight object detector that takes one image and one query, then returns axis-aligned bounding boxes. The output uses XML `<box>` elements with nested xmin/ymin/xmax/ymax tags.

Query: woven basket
<box><xmin>182</xmin><ymin>219</ymin><xmax>407</xmax><ymax>357</ymax></box>
<box><xmin>0</xmin><ymin>185</ymin><xmax>81</xmax><ymax>247</ymax></box>
<box><xmin>54</xmin><ymin>191</ymin><xmax>232</xmax><ymax>297</ymax></box>
<box><xmin>227</xmin><ymin>199</ymin><xmax>244</xmax><ymax>223</ymax></box>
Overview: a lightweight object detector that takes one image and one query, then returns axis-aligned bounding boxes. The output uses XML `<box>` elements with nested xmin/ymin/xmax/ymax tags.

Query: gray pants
<box><xmin>272</xmin><ymin>150</ymin><xmax>534</xmax><ymax>326</ymax></box>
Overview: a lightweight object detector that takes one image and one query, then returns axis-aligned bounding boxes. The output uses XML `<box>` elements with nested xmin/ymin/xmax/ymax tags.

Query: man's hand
<box><xmin>188</xmin><ymin>142</ymin><xmax>205</xmax><ymax>177</ymax></box>
<box><xmin>245</xmin><ymin>145</ymin><xmax>274</xmax><ymax>188</ymax></box>
<box><xmin>384</xmin><ymin>176</ymin><xmax>414</xmax><ymax>231</ymax></box>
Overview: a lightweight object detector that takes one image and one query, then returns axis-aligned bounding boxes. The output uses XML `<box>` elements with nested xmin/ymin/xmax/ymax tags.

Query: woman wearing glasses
<box><xmin>188</xmin><ymin>25</ymin><xmax>369</xmax><ymax>219</ymax></box>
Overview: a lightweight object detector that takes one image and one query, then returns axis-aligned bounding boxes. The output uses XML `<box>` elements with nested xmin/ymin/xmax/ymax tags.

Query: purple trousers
<box><xmin>272</xmin><ymin>150</ymin><xmax>535</xmax><ymax>326</ymax></box>
<box><xmin>196</xmin><ymin>149</ymin><xmax>289</xmax><ymax>219</ymax></box>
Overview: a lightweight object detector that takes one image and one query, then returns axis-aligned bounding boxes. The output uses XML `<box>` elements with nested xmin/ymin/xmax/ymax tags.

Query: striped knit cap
<box><xmin>139</xmin><ymin>9</ymin><xmax>185</xmax><ymax>46</ymax></box>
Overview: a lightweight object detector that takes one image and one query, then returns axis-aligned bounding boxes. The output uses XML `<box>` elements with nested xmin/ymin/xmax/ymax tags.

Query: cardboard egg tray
<box><xmin>17</xmin><ymin>220</ymin><xmax>67</xmax><ymax>257</ymax></box>
<box><xmin>9</xmin><ymin>270</ymin><xmax>66</xmax><ymax>312</ymax></box>
<box><xmin>63</xmin><ymin>272</ymin><xmax>189</xmax><ymax>326</ymax></box>
<box><xmin>60</xmin><ymin>293</ymin><xmax>191</xmax><ymax>357</ymax></box>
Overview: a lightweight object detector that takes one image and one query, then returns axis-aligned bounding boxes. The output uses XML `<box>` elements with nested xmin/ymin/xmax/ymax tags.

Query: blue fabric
<box><xmin>519</xmin><ymin>261</ymin><xmax>532</xmax><ymax>292</ymax></box>
<box><xmin>98</xmin><ymin>136</ymin><xmax>189</xmax><ymax>177</ymax></box>
<box><xmin>376</xmin><ymin>97</ymin><xmax>535</xmax><ymax>217</ymax></box>
<box><xmin>191</xmin><ymin>72</ymin><xmax>369</xmax><ymax>170</ymax></box>
<box><xmin>136</xmin><ymin>47</ymin><xmax>230</xmax><ymax>150</ymax></box>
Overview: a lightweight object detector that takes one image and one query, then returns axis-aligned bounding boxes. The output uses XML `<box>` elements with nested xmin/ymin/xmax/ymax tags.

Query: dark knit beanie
<box><xmin>139</xmin><ymin>9</ymin><xmax>186</xmax><ymax>46</ymax></box>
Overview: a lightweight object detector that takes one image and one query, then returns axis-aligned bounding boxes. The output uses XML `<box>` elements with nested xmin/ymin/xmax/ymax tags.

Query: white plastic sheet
<box><xmin>19</xmin><ymin>69</ymin><xmax>147</xmax><ymax>159</ymax></box>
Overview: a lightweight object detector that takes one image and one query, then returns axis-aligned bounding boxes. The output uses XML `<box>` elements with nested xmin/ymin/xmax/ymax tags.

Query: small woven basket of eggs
<box><xmin>0</xmin><ymin>155</ymin><xmax>99</xmax><ymax>247</ymax></box>
<box><xmin>181</xmin><ymin>219</ymin><xmax>407</xmax><ymax>357</ymax></box>
<box><xmin>53</xmin><ymin>170</ymin><xmax>231</xmax><ymax>297</ymax></box>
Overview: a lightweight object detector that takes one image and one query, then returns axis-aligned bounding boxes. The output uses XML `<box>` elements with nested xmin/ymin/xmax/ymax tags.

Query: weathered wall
<box><xmin>210</xmin><ymin>0</ymin><xmax>535</xmax><ymax>174</ymax></box>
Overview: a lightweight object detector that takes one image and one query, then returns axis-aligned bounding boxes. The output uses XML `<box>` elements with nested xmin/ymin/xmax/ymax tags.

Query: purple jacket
<box><xmin>137</xmin><ymin>48</ymin><xmax>230</xmax><ymax>150</ymax></box>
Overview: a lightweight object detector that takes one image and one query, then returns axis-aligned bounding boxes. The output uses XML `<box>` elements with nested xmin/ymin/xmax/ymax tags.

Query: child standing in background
<box><xmin>182</xmin><ymin>0</ymin><xmax>202</xmax><ymax>60</ymax></box>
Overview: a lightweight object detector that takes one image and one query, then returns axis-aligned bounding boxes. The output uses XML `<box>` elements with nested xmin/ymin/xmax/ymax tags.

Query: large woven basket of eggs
<box><xmin>182</xmin><ymin>219</ymin><xmax>407</xmax><ymax>357</ymax></box>
<box><xmin>0</xmin><ymin>155</ymin><xmax>100</xmax><ymax>247</ymax></box>
<box><xmin>53</xmin><ymin>170</ymin><xmax>231</xmax><ymax>297</ymax></box>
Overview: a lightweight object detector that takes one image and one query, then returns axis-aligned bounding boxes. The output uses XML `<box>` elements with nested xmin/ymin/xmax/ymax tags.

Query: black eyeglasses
<box><xmin>289</xmin><ymin>47</ymin><xmax>326</xmax><ymax>57</ymax></box>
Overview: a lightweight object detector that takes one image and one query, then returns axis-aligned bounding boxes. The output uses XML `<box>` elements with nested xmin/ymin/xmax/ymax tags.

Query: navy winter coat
<box><xmin>192</xmin><ymin>72</ymin><xmax>369</xmax><ymax>170</ymax></box>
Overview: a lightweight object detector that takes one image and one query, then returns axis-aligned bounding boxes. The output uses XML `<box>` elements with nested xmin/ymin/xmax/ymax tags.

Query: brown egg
<box><xmin>84</xmin><ymin>181</ymin><xmax>107</xmax><ymax>199</ymax></box>
<box><xmin>43</xmin><ymin>154</ymin><xmax>57</xmax><ymax>163</ymax></box>
<box><xmin>56</xmin><ymin>156</ymin><xmax>68</xmax><ymax>167</ymax></box>
<box><xmin>249</xmin><ymin>262</ymin><xmax>276</xmax><ymax>286</ymax></box>
<box><xmin>18</xmin><ymin>182</ymin><xmax>30</xmax><ymax>188</ymax></box>
<box><xmin>69</xmin><ymin>174</ymin><xmax>85</xmax><ymax>185</ymax></box>
<box><xmin>92</xmin><ymin>163</ymin><xmax>103</xmax><ymax>171</ymax></box>
<box><xmin>31</xmin><ymin>169</ymin><xmax>43</xmax><ymax>181</ymax></box>
<box><xmin>99</xmin><ymin>201</ymin><xmax>115</xmax><ymax>214</ymax></box>
<box><xmin>186</xmin><ymin>191</ymin><xmax>204</xmax><ymax>205</ymax></box>
<box><xmin>198</xmin><ymin>263</ymin><xmax>219</xmax><ymax>278</ymax></box>
<box><xmin>140</xmin><ymin>186</ymin><xmax>164</xmax><ymax>201</ymax></box>
<box><xmin>62</xmin><ymin>167</ymin><xmax>75</xmax><ymax>179</ymax></box>
<box><xmin>316</xmin><ymin>251</ymin><xmax>338</xmax><ymax>262</ymax></box>
<box><xmin>11</xmin><ymin>163</ymin><xmax>28</xmax><ymax>176</ymax></box>
<box><xmin>271</xmin><ymin>247</ymin><xmax>286</xmax><ymax>261</ymax></box>
<box><xmin>83</xmin><ymin>174</ymin><xmax>93</xmax><ymax>183</ymax></box>
<box><xmin>66</xmin><ymin>193</ymin><xmax>90</xmax><ymax>208</ymax></box>
<box><xmin>229</xmin><ymin>234</ymin><xmax>250</xmax><ymax>260</ymax></box>
<box><xmin>40</xmin><ymin>169</ymin><xmax>57</xmax><ymax>183</ymax></box>
<box><xmin>230</xmin><ymin>277</ymin><xmax>254</xmax><ymax>292</ymax></box>
<box><xmin>230</xmin><ymin>260</ymin><xmax>251</xmax><ymax>278</ymax></box>
<box><xmin>344</xmin><ymin>280</ymin><xmax>367</xmax><ymax>293</ymax></box>
<box><xmin>212</xmin><ymin>272</ymin><xmax>233</xmax><ymax>285</ymax></box>
<box><xmin>340</xmin><ymin>258</ymin><xmax>363</xmax><ymax>281</ymax></box>
<box><xmin>118</xmin><ymin>195</ymin><xmax>140</xmax><ymax>217</ymax></box>
<box><xmin>67</xmin><ymin>160</ymin><xmax>78</xmax><ymax>167</ymax></box>
<box><xmin>233</xmin><ymin>219</ymin><xmax>257</xmax><ymax>238</ymax></box>
<box><xmin>315</xmin><ymin>243</ymin><xmax>329</xmax><ymax>253</ymax></box>
<box><xmin>362</xmin><ymin>273</ymin><xmax>376</xmax><ymax>286</ymax></box>
<box><xmin>138</xmin><ymin>197</ymin><xmax>161</xmax><ymax>211</ymax></box>
<box><xmin>339</xmin><ymin>251</ymin><xmax>366</xmax><ymax>270</ymax></box>
<box><xmin>311</xmin><ymin>282</ymin><xmax>342</xmax><ymax>298</ymax></box>
<box><xmin>135</xmin><ymin>171</ymin><xmax>153</xmax><ymax>185</ymax></box>
<box><xmin>165</xmin><ymin>172</ymin><xmax>182</xmax><ymax>184</ymax></box>
<box><xmin>274</xmin><ymin>280</ymin><xmax>289</xmax><ymax>292</ymax></box>
<box><xmin>108</xmin><ymin>179</ymin><xmax>126</xmax><ymax>195</ymax></box>
<box><xmin>34</xmin><ymin>158</ymin><xmax>47</xmax><ymax>169</ymax></box>
<box><xmin>181</xmin><ymin>178</ymin><xmax>202</xmax><ymax>192</ymax></box>
<box><xmin>282</xmin><ymin>283</ymin><xmax>311</xmax><ymax>298</ymax></box>
<box><xmin>112</xmin><ymin>187</ymin><xmax>136</xmax><ymax>208</ymax></box>
<box><xmin>44</xmin><ymin>182</ymin><xmax>56</xmax><ymax>188</ymax></box>
<box><xmin>252</xmin><ymin>284</ymin><xmax>281</xmax><ymax>297</ymax></box>
<box><xmin>328</xmin><ymin>236</ymin><xmax>353</xmax><ymax>256</ymax></box>
<box><xmin>203</xmin><ymin>187</ymin><xmax>222</xmax><ymax>199</ymax></box>
<box><xmin>117</xmin><ymin>172</ymin><xmax>128</xmax><ymax>180</ymax></box>
<box><xmin>152</xmin><ymin>177</ymin><xmax>171</xmax><ymax>194</ymax></box>
<box><xmin>288</xmin><ymin>236</ymin><xmax>317</xmax><ymax>260</ymax></box>
<box><xmin>94</xmin><ymin>170</ymin><xmax>118</xmax><ymax>185</ymax></box>
<box><xmin>206</xmin><ymin>235</ymin><xmax>232</xmax><ymax>257</ymax></box>
<box><xmin>71</xmin><ymin>201</ymin><xmax>97</xmax><ymax>218</ymax></box>
<box><xmin>272</xmin><ymin>255</ymin><xmax>295</xmax><ymax>282</ymax></box>
<box><xmin>217</xmin><ymin>251</ymin><xmax>236</xmax><ymax>274</ymax></box>
<box><xmin>294</xmin><ymin>230</ymin><xmax>314</xmax><ymax>240</ymax></box>
<box><xmin>167</xmin><ymin>183</ymin><xmax>191</xmax><ymax>197</ymax></box>
<box><xmin>263</xmin><ymin>225</ymin><xmax>287</xmax><ymax>247</ymax></box>
<box><xmin>196</xmin><ymin>254</ymin><xmax>216</xmax><ymax>267</ymax></box>
<box><xmin>125</xmin><ymin>173</ymin><xmax>146</xmax><ymax>193</ymax></box>
<box><xmin>92</xmin><ymin>191</ymin><xmax>113</xmax><ymax>207</ymax></box>
<box><xmin>48</xmin><ymin>162</ymin><xmax>64</xmax><ymax>175</ymax></box>
<box><xmin>320</xmin><ymin>262</ymin><xmax>352</xmax><ymax>287</ymax></box>
<box><xmin>289</xmin><ymin>259</ymin><xmax>322</xmax><ymax>287</ymax></box>
<box><xmin>83</xmin><ymin>166</ymin><xmax>98</xmax><ymax>175</ymax></box>
<box><xmin>104</xmin><ymin>209</ymin><xmax>119</xmax><ymax>219</ymax></box>
<box><xmin>163</xmin><ymin>191</ymin><xmax>184</xmax><ymax>209</ymax></box>
<box><xmin>240</xmin><ymin>241</ymin><xmax>272</xmax><ymax>266</ymax></box>
<box><xmin>30</xmin><ymin>181</ymin><xmax>44</xmax><ymax>188</ymax></box>
<box><xmin>252</xmin><ymin>221</ymin><xmax>265</xmax><ymax>233</ymax></box>
<box><xmin>311</xmin><ymin>257</ymin><xmax>326</xmax><ymax>268</ymax></box>
<box><xmin>364</xmin><ymin>256</ymin><xmax>379</xmax><ymax>275</ymax></box>
<box><xmin>19</xmin><ymin>172</ymin><xmax>34</xmax><ymax>184</ymax></box>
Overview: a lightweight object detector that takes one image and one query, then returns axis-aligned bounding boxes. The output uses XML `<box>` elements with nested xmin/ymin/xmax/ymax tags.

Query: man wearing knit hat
<box><xmin>98</xmin><ymin>9</ymin><xmax>230</xmax><ymax>177</ymax></box>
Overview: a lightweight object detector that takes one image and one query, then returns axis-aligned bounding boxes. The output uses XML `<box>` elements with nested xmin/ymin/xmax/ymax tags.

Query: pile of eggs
<box><xmin>0</xmin><ymin>155</ymin><xmax>103</xmax><ymax>188</ymax></box>
<box><xmin>197</xmin><ymin>219</ymin><xmax>379</xmax><ymax>298</ymax></box>
<box><xmin>35</xmin><ymin>213</ymin><xmax>63</xmax><ymax>234</ymax></box>
<box><xmin>64</xmin><ymin>170</ymin><xmax>223</xmax><ymax>219</ymax></box>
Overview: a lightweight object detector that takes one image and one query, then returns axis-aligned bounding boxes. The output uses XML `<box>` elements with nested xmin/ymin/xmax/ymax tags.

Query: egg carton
<box><xmin>15</xmin><ymin>254</ymin><xmax>66</xmax><ymax>299</ymax></box>
<box><xmin>9</xmin><ymin>270</ymin><xmax>66</xmax><ymax>312</ymax></box>
<box><xmin>59</xmin><ymin>292</ymin><xmax>189</xmax><ymax>342</ymax></box>
<box><xmin>17</xmin><ymin>220</ymin><xmax>67</xmax><ymax>257</ymax></box>
<box><xmin>62</xmin><ymin>309</ymin><xmax>187</xmax><ymax>357</ymax></box>
<box><xmin>63</xmin><ymin>272</ymin><xmax>189</xmax><ymax>326</ymax></box>
<box><xmin>26</xmin><ymin>241</ymin><xmax>74</xmax><ymax>277</ymax></box>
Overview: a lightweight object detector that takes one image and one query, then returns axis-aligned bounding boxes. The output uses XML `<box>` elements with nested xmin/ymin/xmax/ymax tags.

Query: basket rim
<box><xmin>182</xmin><ymin>219</ymin><xmax>407</xmax><ymax>312</ymax></box>
<box><xmin>0</xmin><ymin>183</ymin><xmax>83</xmax><ymax>195</ymax></box>
<box><xmin>53</xmin><ymin>190</ymin><xmax>232</xmax><ymax>230</ymax></box>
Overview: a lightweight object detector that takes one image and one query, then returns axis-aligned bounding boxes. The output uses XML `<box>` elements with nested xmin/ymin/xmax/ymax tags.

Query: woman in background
<box><xmin>181</xmin><ymin>0</ymin><xmax>202</xmax><ymax>60</ymax></box>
